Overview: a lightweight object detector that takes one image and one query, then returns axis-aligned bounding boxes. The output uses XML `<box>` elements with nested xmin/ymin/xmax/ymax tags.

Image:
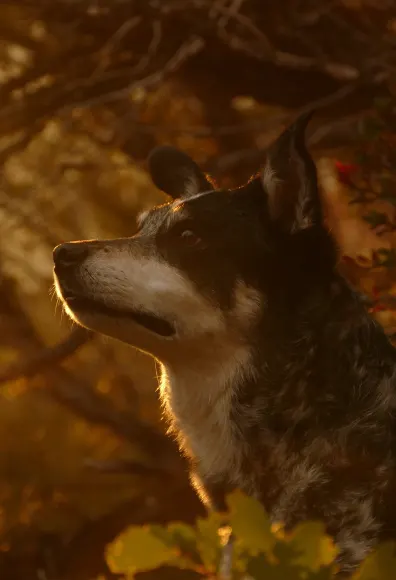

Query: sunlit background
<box><xmin>1</xmin><ymin>1</ymin><xmax>396</xmax><ymax>578</ymax></box>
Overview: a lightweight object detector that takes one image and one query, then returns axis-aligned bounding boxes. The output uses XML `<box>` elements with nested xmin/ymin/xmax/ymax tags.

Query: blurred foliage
<box><xmin>105</xmin><ymin>491</ymin><xmax>396</xmax><ymax>579</ymax></box>
<box><xmin>0</xmin><ymin>0</ymin><xmax>395</xmax><ymax>579</ymax></box>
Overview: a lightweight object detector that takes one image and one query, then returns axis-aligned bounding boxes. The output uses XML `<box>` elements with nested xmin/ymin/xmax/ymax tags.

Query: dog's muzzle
<box><xmin>53</xmin><ymin>242</ymin><xmax>176</xmax><ymax>338</ymax></box>
<box><xmin>53</xmin><ymin>241</ymin><xmax>90</xmax><ymax>299</ymax></box>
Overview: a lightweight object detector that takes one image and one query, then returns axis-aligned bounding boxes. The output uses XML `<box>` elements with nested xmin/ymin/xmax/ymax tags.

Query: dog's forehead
<box><xmin>136</xmin><ymin>202</ymin><xmax>184</xmax><ymax>236</ymax></box>
<box><xmin>172</xmin><ymin>190</ymin><xmax>215</xmax><ymax>210</ymax></box>
<box><xmin>137</xmin><ymin>204</ymin><xmax>168</xmax><ymax>233</ymax></box>
<box><xmin>138</xmin><ymin>189</ymin><xmax>220</xmax><ymax>234</ymax></box>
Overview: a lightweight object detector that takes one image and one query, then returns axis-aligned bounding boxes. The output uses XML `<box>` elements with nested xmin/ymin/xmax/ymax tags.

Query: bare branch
<box><xmin>128</xmin><ymin>19</ymin><xmax>163</xmax><ymax>77</ymax></box>
<box><xmin>62</xmin><ymin>34</ymin><xmax>205</xmax><ymax>111</ymax></box>
<box><xmin>194</xmin><ymin>0</ymin><xmax>365</xmax><ymax>81</ymax></box>
<box><xmin>0</xmin><ymin>327</ymin><xmax>94</xmax><ymax>384</ymax></box>
<box><xmin>43</xmin><ymin>366</ymin><xmax>180</xmax><ymax>468</ymax></box>
<box><xmin>92</xmin><ymin>16</ymin><xmax>142</xmax><ymax>78</ymax></box>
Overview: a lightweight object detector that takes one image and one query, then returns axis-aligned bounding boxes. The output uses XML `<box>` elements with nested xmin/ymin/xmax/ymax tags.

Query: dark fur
<box><xmin>54</xmin><ymin>113</ymin><xmax>396</xmax><ymax>574</ymax></box>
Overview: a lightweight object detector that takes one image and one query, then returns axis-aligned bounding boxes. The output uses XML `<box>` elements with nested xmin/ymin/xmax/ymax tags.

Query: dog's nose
<box><xmin>53</xmin><ymin>242</ymin><xmax>89</xmax><ymax>267</ymax></box>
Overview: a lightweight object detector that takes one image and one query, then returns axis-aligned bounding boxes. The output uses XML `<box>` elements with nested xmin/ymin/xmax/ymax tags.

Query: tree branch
<box><xmin>0</xmin><ymin>327</ymin><xmax>94</xmax><ymax>384</ymax></box>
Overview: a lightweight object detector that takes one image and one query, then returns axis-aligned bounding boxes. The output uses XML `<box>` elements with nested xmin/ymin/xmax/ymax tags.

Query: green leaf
<box><xmin>149</xmin><ymin>523</ymin><xmax>201</xmax><ymax>570</ymax></box>
<box><xmin>288</xmin><ymin>521</ymin><xmax>338</xmax><ymax>572</ymax></box>
<box><xmin>105</xmin><ymin>525</ymin><xmax>175</xmax><ymax>574</ymax></box>
<box><xmin>356</xmin><ymin>542</ymin><xmax>396</xmax><ymax>580</ymax></box>
<box><xmin>246</xmin><ymin>543</ymin><xmax>336</xmax><ymax>580</ymax></box>
<box><xmin>227</xmin><ymin>490</ymin><xmax>275</xmax><ymax>556</ymax></box>
<box><xmin>363</xmin><ymin>211</ymin><xmax>389</xmax><ymax>229</ymax></box>
<box><xmin>196</xmin><ymin>511</ymin><xmax>224</xmax><ymax>571</ymax></box>
<box><xmin>247</xmin><ymin>552</ymin><xmax>302</xmax><ymax>580</ymax></box>
<box><xmin>167</xmin><ymin>522</ymin><xmax>201</xmax><ymax>567</ymax></box>
<box><xmin>167</xmin><ymin>522</ymin><xmax>197</xmax><ymax>546</ymax></box>
<box><xmin>306</xmin><ymin>567</ymin><xmax>337</xmax><ymax>580</ymax></box>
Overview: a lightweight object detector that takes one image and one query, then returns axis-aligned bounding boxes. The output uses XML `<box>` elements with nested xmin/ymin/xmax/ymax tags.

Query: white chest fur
<box><xmin>159</xmin><ymin>345</ymin><xmax>253</xmax><ymax>482</ymax></box>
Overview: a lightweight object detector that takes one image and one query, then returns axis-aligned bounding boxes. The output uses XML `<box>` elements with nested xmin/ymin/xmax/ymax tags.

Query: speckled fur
<box><xmin>53</xmin><ymin>114</ymin><xmax>396</xmax><ymax>575</ymax></box>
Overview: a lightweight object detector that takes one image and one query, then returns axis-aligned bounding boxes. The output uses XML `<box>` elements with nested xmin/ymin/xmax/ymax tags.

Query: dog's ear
<box><xmin>261</xmin><ymin>111</ymin><xmax>321</xmax><ymax>233</ymax></box>
<box><xmin>148</xmin><ymin>146</ymin><xmax>212</xmax><ymax>199</ymax></box>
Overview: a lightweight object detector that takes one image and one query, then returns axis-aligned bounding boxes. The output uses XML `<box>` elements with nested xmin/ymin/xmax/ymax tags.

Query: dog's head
<box><xmin>53</xmin><ymin>112</ymin><xmax>336</xmax><ymax>362</ymax></box>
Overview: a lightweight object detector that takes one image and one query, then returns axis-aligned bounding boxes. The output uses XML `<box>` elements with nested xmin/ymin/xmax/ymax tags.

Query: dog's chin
<box><xmin>62</xmin><ymin>295</ymin><xmax>176</xmax><ymax>339</ymax></box>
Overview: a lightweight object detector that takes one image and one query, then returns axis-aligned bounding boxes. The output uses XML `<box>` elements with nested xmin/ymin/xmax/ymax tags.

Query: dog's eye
<box><xmin>180</xmin><ymin>229</ymin><xmax>201</xmax><ymax>247</ymax></box>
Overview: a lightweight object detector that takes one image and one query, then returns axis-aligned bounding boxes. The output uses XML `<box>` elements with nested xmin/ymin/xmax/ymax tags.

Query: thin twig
<box><xmin>195</xmin><ymin>0</ymin><xmax>362</xmax><ymax>81</ymax></box>
<box><xmin>129</xmin><ymin>19</ymin><xmax>163</xmax><ymax>77</ymax></box>
<box><xmin>60</xmin><ymin>35</ymin><xmax>205</xmax><ymax>112</ymax></box>
<box><xmin>92</xmin><ymin>16</ymin><xmax>142</xmax><ymax>78</ymax></box>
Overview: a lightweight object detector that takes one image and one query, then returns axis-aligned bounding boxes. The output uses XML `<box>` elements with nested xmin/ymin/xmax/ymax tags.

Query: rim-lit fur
<box><xmin>54</xmin><ymin>113</ymin><xmax>396</xmax><ymax>574</ymax></box>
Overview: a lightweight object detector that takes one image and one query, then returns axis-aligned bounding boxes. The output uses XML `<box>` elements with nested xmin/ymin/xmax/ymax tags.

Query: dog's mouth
<box><xmin>65</xmin><ymin>294</ymin><xmax>175</xmax><ymax>338</ymax></box>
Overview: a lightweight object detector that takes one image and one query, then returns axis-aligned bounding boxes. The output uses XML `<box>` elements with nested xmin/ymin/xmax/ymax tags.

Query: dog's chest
<box><xmin>159</xmin><ymin>364</ymin><xmax>245</xmax><ymax>482</ymax></box>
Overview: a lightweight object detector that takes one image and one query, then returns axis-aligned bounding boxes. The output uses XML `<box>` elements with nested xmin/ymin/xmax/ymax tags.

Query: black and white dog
<box><xmin>53</xmin><ymin>113</ymin><xmax>396</xmax><ymax>573</ymax></box>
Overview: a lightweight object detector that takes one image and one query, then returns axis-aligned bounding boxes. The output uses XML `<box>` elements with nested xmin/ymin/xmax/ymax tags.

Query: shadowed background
<box><xmin>1</xmin><ymin>1</ymin><xmax>396</xmax><ymax>578</ymax></box>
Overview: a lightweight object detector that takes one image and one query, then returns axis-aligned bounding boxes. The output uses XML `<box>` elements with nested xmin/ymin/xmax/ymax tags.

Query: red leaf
<box><xmin>370</xmin><ymin>304</ymin><xmax>387</xmax><ymax>313</ymax></box>
<box><xmin>334</xmin><ymin>161</ymin><xmax>359</xmax><ymax>184</ymax></box>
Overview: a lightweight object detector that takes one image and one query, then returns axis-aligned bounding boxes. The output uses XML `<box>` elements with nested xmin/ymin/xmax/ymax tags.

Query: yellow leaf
<box><xmin>227</xmin><ymin>490</ymin><xmax>275</xmax><ymax>556</ymax></box>
<box><xmin>106</xmin><ymin>526</ymin><xmax>175</xmax><ymax>574</ymax></box>
<box><xmin>355</xmin><ymin>542</ymin><xmax>396</xmax><ymax>580</ymax></box>
<box><xmin>288</xmin><ymin>521</ymin><xmax>338</xmax><ymax>572</ymax></box>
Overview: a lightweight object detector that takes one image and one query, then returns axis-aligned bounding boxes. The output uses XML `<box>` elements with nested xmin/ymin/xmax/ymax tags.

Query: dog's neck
<box><xmin>158</xmin><ymin>272</ymin><xmax>396</xmax><ymax>490</ymax></box>
<box><xmin>159</xmin><ymin>332</ymin><xmax>255</xmax><ymax>483</ymax></box>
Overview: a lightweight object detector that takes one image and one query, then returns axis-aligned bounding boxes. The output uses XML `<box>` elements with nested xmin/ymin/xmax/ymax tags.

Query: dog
<box><xmin>53</xmin><ymin>112</ymin><xmax>396</xmax><ymax>574</ymax></box>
